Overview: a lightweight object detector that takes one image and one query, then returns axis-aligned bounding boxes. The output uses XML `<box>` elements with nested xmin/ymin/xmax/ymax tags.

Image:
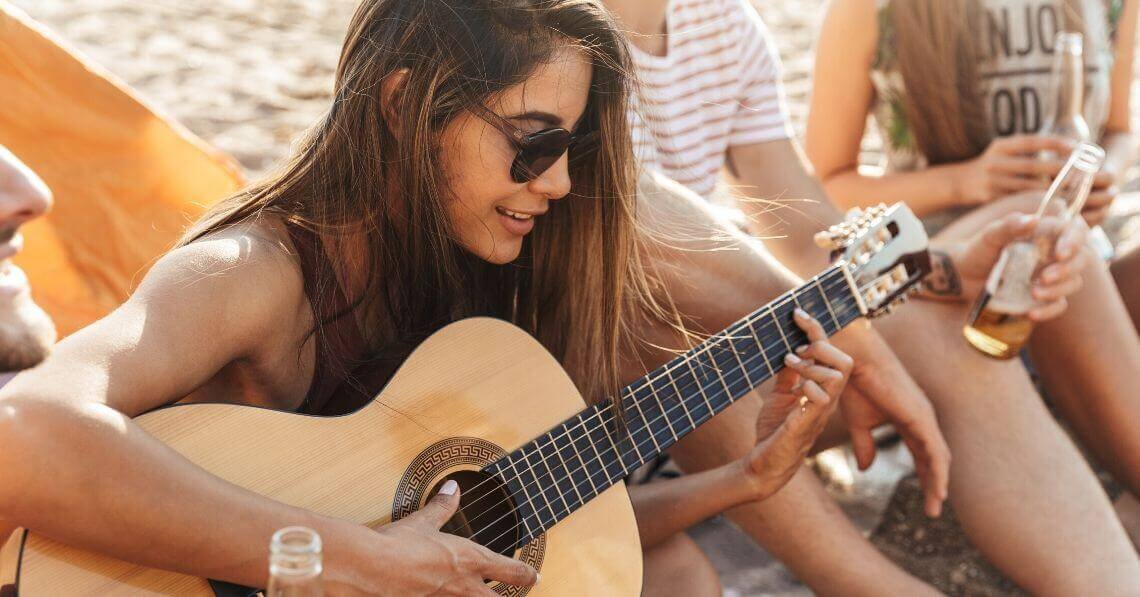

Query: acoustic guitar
<box><xmin>4</xmin><ymin>204</ymin><xmax>930</xmax><ymax>596</ymax></box>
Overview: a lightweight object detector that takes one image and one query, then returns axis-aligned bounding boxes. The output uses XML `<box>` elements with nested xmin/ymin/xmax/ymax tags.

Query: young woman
<box><xmin>807</xmin><ymin>0</ymin><xmax>1140</xmax><ymax>532</ymax></box>
<box><xmin>0</xmin><ymin>0</ymin><xmax>853</xmax><ymax>593</ymax></box>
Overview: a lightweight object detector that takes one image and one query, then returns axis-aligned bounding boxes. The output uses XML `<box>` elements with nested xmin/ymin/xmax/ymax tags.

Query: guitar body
<box><xmin>8</xmin><ymin>318</ymin><xmax>642</xmax><ymax>596</ymax></box>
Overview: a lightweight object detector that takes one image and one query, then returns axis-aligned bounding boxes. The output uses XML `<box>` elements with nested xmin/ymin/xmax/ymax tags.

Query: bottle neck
<box><xmin>1053</xmin><ymin>49</ymin><xmax>1084</xmax><ymax>122</ymax></box>
<box><xmin>268</xmin><ymin>527</ymin><xmax>323</xmax><ymax>591</ymax></box>
<box><xmin>1047</xmin><ymin>33</ymin><xmax>1086</xmax><ymax>135</ymax></box>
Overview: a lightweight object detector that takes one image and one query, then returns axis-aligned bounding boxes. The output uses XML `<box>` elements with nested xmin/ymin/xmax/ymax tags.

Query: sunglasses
<box><xmin>474</xmin><ymin>105</ymin><xmax>598</xmax><ymax>183</ymax></box>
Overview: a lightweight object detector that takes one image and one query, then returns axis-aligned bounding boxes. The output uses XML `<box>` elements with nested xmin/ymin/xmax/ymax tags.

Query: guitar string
<box><xmin>451</xmin><ymin>272</ymin><xmax>862</xmax><ymax>542</ymax></box>
<box><xmin>474</xmin><ymin>292</ymin><xmax>865</xmax><ymax>551</ymax></box>
<box><xmin>436</xmin><ymin>267</ymin><xmax>850</xmax><ymax>528</ymax></box>
<box><xmin>460</xmin><ymin>276</ymin><xmax>864</xmax><ymax>546</ymax></box>
<box><xmin>448</xmin><ymin>270</ymin><xmax>855</xmax><ymax>536</ymax></box>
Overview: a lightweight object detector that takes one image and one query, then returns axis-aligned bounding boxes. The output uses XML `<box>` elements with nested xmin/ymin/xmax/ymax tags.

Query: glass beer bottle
<box><xmin>266</xmin><ymin>526</ymin><xmax>324</xmax><ymax>597</ymax></box>
<box><xmin>1038</xmin><ymin>31</ymin><xmax>1115</xmax><ymax>260</ymax></box>
<box><xmin>964</xmin><ymin>143</ymin><xmax>1105</xmax><ymax>359</ymax></box>
<box><xmin>1039</xmin><ymin>32</ymin><xmax>1090</xmax><ymax>144</ymax></box>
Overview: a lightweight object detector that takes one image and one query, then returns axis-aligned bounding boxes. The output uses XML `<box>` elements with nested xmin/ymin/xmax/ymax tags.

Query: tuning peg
<box><xmin>814</xmin><ymin>229</ymin><xmax>844</xmax><ymax>250</ymax></box>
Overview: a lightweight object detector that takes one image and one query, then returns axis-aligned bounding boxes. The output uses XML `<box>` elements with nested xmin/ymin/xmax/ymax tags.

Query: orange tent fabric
<box><xmin>0</xmin><ymin>2</ymin><xmax>244</xmax><ymax>337</ymax></box>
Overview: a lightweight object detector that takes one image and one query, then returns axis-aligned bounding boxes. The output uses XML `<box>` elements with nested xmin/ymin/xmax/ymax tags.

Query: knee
<box><xmin>642</xmin><ymin>533</ymin><xmax>722</xmax><ymax>597</ymax></box>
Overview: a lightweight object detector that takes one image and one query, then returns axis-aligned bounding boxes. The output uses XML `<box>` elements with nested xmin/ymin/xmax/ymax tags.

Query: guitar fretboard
<box><xmin>485</xmin><ymin>265</ymin><xmax>863</xmax><ymax>550</ymax></box>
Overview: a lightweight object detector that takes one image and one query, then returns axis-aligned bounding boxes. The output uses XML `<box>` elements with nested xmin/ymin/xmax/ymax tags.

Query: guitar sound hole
<box><xmin>429</xmin><ymin>470</ymin><xmax>520</xmax><ymax>557</ymax></box>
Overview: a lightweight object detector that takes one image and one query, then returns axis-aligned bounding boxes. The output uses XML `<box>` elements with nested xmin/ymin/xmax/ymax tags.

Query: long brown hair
<box><xmin>180</xmin><ymin>0</ymin><xmax>672</xmax><ymax>411</ymax></box>
<box><xmin>890</xmin><ymin>0</ymin><xmax>1088</xmax><ymax>164</ymax></box>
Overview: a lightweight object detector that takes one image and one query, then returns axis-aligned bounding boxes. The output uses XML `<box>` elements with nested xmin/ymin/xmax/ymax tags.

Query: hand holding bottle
<box><xmin>964</xmin><ymin>143</ymin><xmax>1103</xmax><ymax>359</ymax></box>
<box><xmin>950</xmin><ymin>211</ymin><xmax>1088</xmax><ymax>321</ymax></box>
<box><xmin>1081</xmin><ymin>169</ymin><xmax>1118</xmax><ymax>226</ymax></box>
<box><xmin>953</xmin><ymin>135</ymin><xmax>1074</xmax><ymax>206</ymax></box>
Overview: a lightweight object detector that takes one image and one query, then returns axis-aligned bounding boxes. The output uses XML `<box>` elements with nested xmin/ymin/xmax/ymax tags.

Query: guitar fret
<box><xmin>504</xmin><ymin>456</ymin><xmax>545</xmax><ymax>535</ymax></box>
<box><xmin>533</xmin><ymin>437</ymin><xmax>570</xmax><ymax>517</ymax></box>
<box><xmin>744</xmin><ymin>324</ymin><xmax>777</xmax><ymax>379</ymax></box>
<box><xmin>629</xmin><ymin>396</ymin><xmax>656</xmax><ymax>467</ymax></box>
<box><xmin>685</xmin><ymin>358</ymin><xmax>716</xmax><ymax>416</ymax></box>
<box><xmin>815</xmin><ymin>277</ymin><xmax>841</xmax><ymax>332</ymax></box>
<box><xmin>645</xmin><ymin>378</ymin><xmax>680</xmax><ymax>443</ymax></box>
<box><xmin>599</xmin><ymin>408</ymin><xmax>632</xmax><ymax>473</ymax></box>
<box><xmin>569</xmin><ymin>420</ymin><xmax>604</xmax><ymax>498</ymax></box>
<box><xmin>546</xmin><ymin>425</ymin><xmax>585</xmax><ymax>508</ymax></box>
<box><xmin>664</xmin><ymin>367</ymin><xmax>697</xmax><ymax>430</ymax></box>
<box><xmin>769</xmin><ymin>304</ymin><xmax>793</xmax><ymax>353</ymax></box>
<box><xmin>519</xmin><ymin>445</ymin><xmax>564</xmax><ymax>524</ymax></box>
<box><xmin>683</xmin><ymin>354</ymin><xmax>718</xmax><ymax>424</ymax></box>
<box><xmin>557</xmin><ymin>420</ymin><xmax>595</xmax><ymax>502</ymax></box>
<box><xmin>537</xmin><ymin>436</ymin><xmax>576</xmax><ymax>517</ymax></box>
<box><xmin>709</xmin><ymin>340</ymin><xmax>737</xmax><ymax>401</ymax></box>
<box><xmin>627</xmin><ymin>388</ymin><xmax>662</xmax><ymax>455</ymax></box>
<box><xmin>727</xmin><ymin>328</ymin><xmax>761</xmax><ymax>385</ymax></box>
<box><xmin>585</xmin><ymin>417</ymin><xmax>623</xmax><ymax>483</ymax></box>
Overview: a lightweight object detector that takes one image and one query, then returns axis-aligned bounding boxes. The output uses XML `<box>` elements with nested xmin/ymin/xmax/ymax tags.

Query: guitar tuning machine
<box><xmin>813</xmin><ymin>229</ymin><xmax>846</xmax><ymax>250</ymax></box>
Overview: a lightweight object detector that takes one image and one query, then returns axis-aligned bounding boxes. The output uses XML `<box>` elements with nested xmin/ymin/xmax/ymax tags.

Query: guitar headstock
<box><xmin>814</xmin><ymin>203</ymin><xmax>931</xmax><ymax>318</ymax></box>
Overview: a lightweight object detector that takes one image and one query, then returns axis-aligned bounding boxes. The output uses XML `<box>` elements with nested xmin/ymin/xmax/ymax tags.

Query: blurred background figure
<box><xmin>806</xmin><ymin>0</ymin><xmax>1140</xmax><ymax>555</ymax></box>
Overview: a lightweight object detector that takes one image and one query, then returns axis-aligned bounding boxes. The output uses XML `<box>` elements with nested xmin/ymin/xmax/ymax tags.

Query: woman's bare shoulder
<box><xmin>133</xmin><ymin>218</ymin><xmax>310</xmax><ymax>344</ymax></box>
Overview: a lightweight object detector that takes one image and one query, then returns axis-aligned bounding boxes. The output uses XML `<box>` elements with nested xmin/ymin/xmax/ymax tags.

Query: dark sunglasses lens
<box><xmin>511</xmin><ymin>129</ymin><xmax>572</xmax><ymax>183</ymax></box>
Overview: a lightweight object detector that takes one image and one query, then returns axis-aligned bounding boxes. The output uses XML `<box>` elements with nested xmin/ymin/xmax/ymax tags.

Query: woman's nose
<box><xmin>527</xmin><ymin>152</ymin><xmax>572</xmax><ymax>200</ymax></box>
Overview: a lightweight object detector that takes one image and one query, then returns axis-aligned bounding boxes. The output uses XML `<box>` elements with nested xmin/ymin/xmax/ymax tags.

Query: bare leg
<box><xmin>1110</xmin><ymin>243</ymin><xmax>1140</xmax><ymax>332</ymax></box>
<box><xmin>1029</xmin><ymin>252</ymin><xmax>1140</xmax><ymax>496</ymax></box>
<box><xmin>938</xmin><ymin>195</ymin><xmax>1140</xmax><ymax>497</ymax></box>
<box><xmin>874</xmin><ymin>298</ymin><xmax>1140</xmax><ymax>594</ymax></box>
<box><xmin>642</xmin><ymin>533</ymin><xmax>721</xmax><ymax>597</ymax></box>
<box><xmin>669</xmin><ymin>395</ymin><xmax>937</xmax><ymax>596</ymax></box>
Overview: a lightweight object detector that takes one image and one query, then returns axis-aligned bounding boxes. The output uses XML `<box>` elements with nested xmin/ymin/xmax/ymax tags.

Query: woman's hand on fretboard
<box><xmin>741</xmin><ymin>309</ymin><xmax>852</xmax><ymax>500</ymax></box>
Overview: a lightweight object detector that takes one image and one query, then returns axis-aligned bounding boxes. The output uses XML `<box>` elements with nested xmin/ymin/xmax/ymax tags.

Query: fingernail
<box><xmin>794</xmin><ymin>308</ymin><xmax>809</xmax><ymax>318</ymax></box>
<box><xmin>536</xmin><ymin>573</ymin><xmax>541</xmax><ymax>585</ymax></box>
<box><xmin>1017</xmin><ymin>214</ymin><xmax>1034</xmax><ymax>226</ymax></box>
<box><xmin>785</xmin><ymin>353</ymin><xmax>802</xmax><ymax>365</ymax></box>
<box><xmin>795</xmin><ymin>345</ymin><xmax>808</xmax><ymax>355</ymax></box>
<box><xmin>439</xmin><ymin>480</ymin><xmax>458</xmax><ymax>496</ymax></box>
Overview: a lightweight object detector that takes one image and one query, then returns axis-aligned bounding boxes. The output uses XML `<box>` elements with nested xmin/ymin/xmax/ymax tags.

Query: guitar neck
<box><xmin>487</xmin><ymin>264</ymin><xmax>864</xmax><ymax>548</ymax></box>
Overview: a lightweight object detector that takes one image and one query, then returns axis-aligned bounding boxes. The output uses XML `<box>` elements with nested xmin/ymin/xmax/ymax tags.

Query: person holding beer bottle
<box><xmin>806</xmin><ymin>0</ymin><xmax>1140</xmax><ymax>547</ymax></box>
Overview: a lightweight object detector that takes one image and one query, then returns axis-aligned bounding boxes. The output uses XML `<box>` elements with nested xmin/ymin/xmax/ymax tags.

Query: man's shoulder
<box><xmin>672</xmin><ymin>0</ymin><xmax>777</xmax><ymax>57</ymax></box>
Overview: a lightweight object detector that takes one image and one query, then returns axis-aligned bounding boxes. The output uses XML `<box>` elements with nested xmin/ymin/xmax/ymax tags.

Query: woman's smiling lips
<box><xmin>495</xmin><ymin>205</ymin><xmax>546</xmax><ymax>236</ymax></box>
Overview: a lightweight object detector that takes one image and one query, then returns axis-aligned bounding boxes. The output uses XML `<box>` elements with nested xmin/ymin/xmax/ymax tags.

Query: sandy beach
<box><xmin>9</xmin><ymin>1</ymin><xmax>1136</xmax><ymax>594</ymax></box>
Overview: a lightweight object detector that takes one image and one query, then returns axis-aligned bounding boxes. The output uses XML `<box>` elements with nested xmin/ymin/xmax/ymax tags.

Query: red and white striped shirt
<box><xmin>630</xmin><ymin>0</ymin><xmax>792</xmax><ymax>199</ymax></box>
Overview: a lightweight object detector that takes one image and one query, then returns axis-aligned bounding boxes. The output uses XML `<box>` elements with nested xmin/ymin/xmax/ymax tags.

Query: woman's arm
<box><xmin>806</xmin><ymin>0</ymin><xmax>956</xmax><ymax>214</ymax></box>
<box><xmin>805</xmin><ymin>0</ymin><xmax>1067</xmax><ymax>217</ymax></box>
<box><xmin>1085</xmin><ymin>0</ymin><xmax>1138</xmax><ymax>224</ymax></box>
<box><xmin>0</xmin><ymin>229</ymin><xmax>535</xmax><ymax>594</ymax></box>
<box><xmin>0</xmin><ymin>233</ymin><xmax>337</xmax><ymax>586</ymax></box>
